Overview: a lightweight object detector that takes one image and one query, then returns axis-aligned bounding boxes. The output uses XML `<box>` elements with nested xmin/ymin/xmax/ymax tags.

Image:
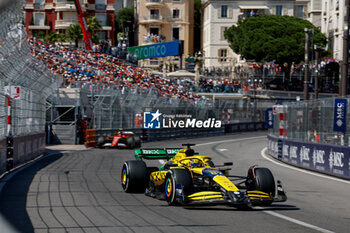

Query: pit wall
<box><xmin>267</xmin><ymin>135</ymin><xmax>350</xmax><ymax>180</ymax></box>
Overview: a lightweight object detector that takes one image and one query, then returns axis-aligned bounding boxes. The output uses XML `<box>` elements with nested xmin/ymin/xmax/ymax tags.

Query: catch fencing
<box><xmin>0</xmin><ymin>0</ymin><xmax>61</xmax><ymax>174</ymax></box>
<box><xmin>93</xmin><ymin>87</ymin><xmax>275</xmax><ymax>130</ymax></box>
<box><xmin>267</xmin><ymin>96</ymin><xmax>350</xmax><ymax>180</ymax></box>
<box><xmin>269</xmin><ymin>97</ymin><xmax>350</xmax><ymax>146</ymax></box>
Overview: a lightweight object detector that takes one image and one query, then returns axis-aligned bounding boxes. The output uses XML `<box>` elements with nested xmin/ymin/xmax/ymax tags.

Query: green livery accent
<box><xmin>135</xmin><ymin>148</ymin><xmax>182</xmax><ymax>160</ymax></box>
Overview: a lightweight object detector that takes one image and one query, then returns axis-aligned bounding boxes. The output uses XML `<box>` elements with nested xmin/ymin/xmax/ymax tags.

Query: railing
<box><xmin>0</xmin><ymin>0</ymin><xmax>61</xmax><ymax>174</ymax></box>
<box><xmin>34</xmin><ymin>3</ymin><xmax>44</xmax><ymax>9</ymax></box>
<box><xmin>96</xmin><ymin>122</ymin><xmax>266</xmax><ymax>142</ymax></box>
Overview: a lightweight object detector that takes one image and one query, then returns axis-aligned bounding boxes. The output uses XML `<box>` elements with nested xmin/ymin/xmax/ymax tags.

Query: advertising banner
<box><xmin>265</xmin><ymin>108</ymin><xmax>274</xmax><ymax>128</ymax></box>
<box><xmin>333</xmin><ymin>99</ymin><xmax>347</xmax><ymax>132</ymax></box>
<box><xmin>267</xmin><ymin>135</ymin><xmax>350</xmax><ymax>179</ymax></box>
<box><xmin>127</xmin><ymin>41</ymin><xmax>180</xmax><ymax>60</ymax></box>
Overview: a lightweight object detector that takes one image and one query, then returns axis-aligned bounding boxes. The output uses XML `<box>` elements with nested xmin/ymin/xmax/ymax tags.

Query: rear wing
<box><xmin>135</xmin><ymin>148</ymin><xmax>182</xmax><ymax>160</ymax></box>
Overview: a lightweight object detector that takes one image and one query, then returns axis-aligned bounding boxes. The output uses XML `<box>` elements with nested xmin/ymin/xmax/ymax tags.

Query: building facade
<box><xmin>307</xmin><ymin>0</ymin><xmax>322</xmax><ymax>28</ymax></box>
<box><xmin>201</xmin><ymin>0</ymin><xmax>308</xmax><ymax>69</ymax></box>
<box><xmin>321</xmin><ymin>0</ymin><xmax>343</xmax><ymax>60</ymax></box>
<box><xmin>24</xmin><ymin>0</ymin><xmax>115</xmax><ymax>45</ymax></box>
<box><xmin>115</xmin><ymin>0</ymin><xmax>133</xmax><ymax>13</ymax></box>
<box><xmin>134</xmin><ymin>0</ymin><xmax>194</xmax><ymax>68</ymax></box>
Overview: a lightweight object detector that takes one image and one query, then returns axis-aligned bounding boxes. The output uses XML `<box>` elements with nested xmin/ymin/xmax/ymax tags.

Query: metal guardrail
<box><xmin>0</xmin><ymin>0</ymin><xmax>61</xmax><ymax>173</ymax></box>
<box><xmin>96</xmin><ymin>122</ymin><xmax>266</xmax><ymax>142</ymax></box>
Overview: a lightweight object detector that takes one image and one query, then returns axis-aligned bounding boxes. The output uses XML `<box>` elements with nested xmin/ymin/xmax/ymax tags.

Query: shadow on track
<box><xmin>184</xmin><ymin>204</ymin><xmax>299</xmax><ymax>212</ymax></box>
<box><xmin>0</xmin><ymin>152</ymin><xmax>63</xmax><ymax>233</ymax></box>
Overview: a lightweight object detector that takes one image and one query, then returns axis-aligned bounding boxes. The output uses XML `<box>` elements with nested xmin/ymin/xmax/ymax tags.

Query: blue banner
<box><xmin>127</xmin><ymin>41</ymin><xmax>180</xmax><ymax>60</ymax></box>
<box><xmin>333</xmin><ymin>99</ymin><xmax>347</xmax><ymax>132</ymax></box>
<box><xmin>265</xmin><ymin>108</ymin><xmax>274</xmax><ymax>129</ymax></box>
<box><xmin>267</xmin><ymin>135</ymin><xmax>350</xmax><ymax>179</ymax></box>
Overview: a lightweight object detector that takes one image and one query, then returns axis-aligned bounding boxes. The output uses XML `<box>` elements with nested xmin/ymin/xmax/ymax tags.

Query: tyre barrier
<box><xmin>85</xmin><ymin>129</ymin><xmax>96</xmax><ymax>148</ymax></box>
<box><xmin>267</xmin><ymin>135</ymin><xmax>350</xmax><ymax>180</ymax></box>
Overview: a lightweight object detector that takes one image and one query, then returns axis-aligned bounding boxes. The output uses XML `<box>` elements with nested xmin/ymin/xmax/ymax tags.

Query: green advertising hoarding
<box><xmin>127</xmin><ymin>41</ymin><xmax>181</xmax><ymax>60</ymax></box>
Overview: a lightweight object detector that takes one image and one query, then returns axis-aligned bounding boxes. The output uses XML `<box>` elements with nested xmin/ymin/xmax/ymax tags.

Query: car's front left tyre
<box><xmin>121</xmin><ymin>160</ymin><xmax>147</xmax><ymax>193</ymax></box>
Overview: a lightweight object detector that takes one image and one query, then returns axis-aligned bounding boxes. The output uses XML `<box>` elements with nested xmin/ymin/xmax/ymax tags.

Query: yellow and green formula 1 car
<box><xmin>121</xmin><ymin>144</ymin><xmax>287</xmax><ymax>207</ymax></box>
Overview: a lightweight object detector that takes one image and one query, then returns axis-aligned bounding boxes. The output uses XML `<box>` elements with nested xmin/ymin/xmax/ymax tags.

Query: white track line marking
<box><xmin>253</xmin><ymin>207</ymin><xmax>334</xmax><ymax>233</ymax></box>
<box><xmin>261</xmin><ymin>148</ymin><xmax>350</xmax><ymax>185</ymax></box>
<box><xmin>196</xmin><ymin>136</ymin><xmax>266</xmax><ymax>147</ymax></box>
<box><xmin>218</xmin><ymin>149</ymin><xmax>228</xmax><ymax>152</ymax></box>
<box><xmin>195</xmin><ymin>136</ymin><xmax>335</xmax><ymax>232</ymax></box>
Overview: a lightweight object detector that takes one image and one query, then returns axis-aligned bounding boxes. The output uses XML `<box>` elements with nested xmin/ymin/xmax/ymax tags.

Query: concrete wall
<box><xmin>12</xmin><ymin>133</ymin><xmax>46</xmax><ymax>167</ymax></box>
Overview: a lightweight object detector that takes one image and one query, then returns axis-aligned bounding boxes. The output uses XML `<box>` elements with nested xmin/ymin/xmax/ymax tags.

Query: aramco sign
<box><xmin>127</xmin><ymin>40</ymin><xmax>181</xmax><ymax>60</ymax></box>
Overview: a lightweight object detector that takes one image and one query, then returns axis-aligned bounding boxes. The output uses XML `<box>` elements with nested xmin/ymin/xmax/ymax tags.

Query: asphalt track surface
<box><xmin>0</xmin><ymin>132</ymin><xmax>349</xmax><ymax>233</ymax></box>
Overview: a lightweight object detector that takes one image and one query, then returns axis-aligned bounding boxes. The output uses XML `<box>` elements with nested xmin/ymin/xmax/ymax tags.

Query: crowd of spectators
<box><xmin>30</xmin><ymin>36</ymin><xmax>340</xmax><ymax>98</ymax></box>
<box><xmin>29</xmin><ymin>37</ymin><xmax>201</xmax><ymax>100</ymax></box>
<box><xmin>142</xmin><ymin>33</ymin><xmax>165</xmax><ymax>44</ymax></box>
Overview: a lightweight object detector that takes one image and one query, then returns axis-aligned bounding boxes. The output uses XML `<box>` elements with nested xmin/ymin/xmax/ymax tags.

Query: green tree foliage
<box><xmin>87</xmin><ymin>16</ymin><xmax>102</xmax><ymax>32</ymax></box>
<box><xmin>44</xmin><ymin>32</ymin><xmax>58</xmax><ymax>44</ymax></box>
<box><xmin>225</xmin><ymin>15</ymin><xmax>327</xmax><ymax>66</ymax></box>
<box><xmin>194</xmin><ymin>0</ymin><xmax>201</xmax><ymax>53</ymax></box>
<box><xmin>87</xmin><ymin>16</ymin><xmax>102</xmax><ymax>44</ymax></box>
<box><xmin>115</xmin><ymin>7</ymin><xmax>134</xmax><ymax>46</ymax></box>
<box><xmin>67</xmin><ymin>24</ymin><xmax>83</xmax><ymax>48</ymax></box>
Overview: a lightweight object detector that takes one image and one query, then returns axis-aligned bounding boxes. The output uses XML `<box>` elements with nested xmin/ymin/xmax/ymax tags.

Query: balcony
<box><xmin>34</xmin><ymin>3</ymin><xmax>45</xmax><ymax>9</ymax></box>
<box><xmin>28</xmin><ymin>25</ymin><xmax>50</xmax><ymax>30</ymax></box>
<box><xmin>140</xmin><ymin>15</ymin><xmax>165</xmax><ymax>25</ymax></box>
<box><xmin>238</xmin><ymin>13</ymin><xmax>264</xmax><ymax>21</ymax></box>
<box><xmin>142</xmin><ymin>34</ymin><xmax>166</xmax><ymax>44</ymax></box>
<box><xmin>55</xmin><ymin>2</ymin><xmax>76</xmax><ymax>11</ymax></box>
<box><xmin>24</xmin><ymin>3</ymin><xmax>34</xmax><ymax>9</ymax></box>
<box><xmin>55</xmin><ymin>20</ymin><xmax>79</xmax><ymax>29</ymax></box>
<box><xmin>95</xmin><ymin>4</ymin><xmax>106</xmax><ymax>11</ymax></box>
<box><xmin>145</xmin><ymin>0</ymin><xmax>164</xmax><ymax>8</ymax></box>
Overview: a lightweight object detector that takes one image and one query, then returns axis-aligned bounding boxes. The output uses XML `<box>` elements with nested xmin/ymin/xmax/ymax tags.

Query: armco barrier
<box><xmin>0</xmin><ymin>139</ymin><xmax>6</xmax><ymax>174</ymax></box>
<box><xmin>12</xmin><ymin>133</ymin><xmax>45</xmax><ymax>167</ymax></box>
<box><xmin>93</xmin><ymin>122</ymin><xmax>266</xmax><ymax>145</ymax></box>
<box><xmin>267</xmin><ymin>135</ymin><xmax>350</xmax><ymax>180</ymax></box>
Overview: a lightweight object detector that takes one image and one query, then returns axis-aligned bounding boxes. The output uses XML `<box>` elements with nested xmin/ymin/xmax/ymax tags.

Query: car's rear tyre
<box><xmin>121</xmin><ymin>160</ymin><xmax>147</xmax><ymax>193</ymax></box>
<box><xmin>134</xmin><ymin>135</ymin><xmax>141</xmax><ymax>148</ymax></box>
<box><xmin>96</xmin><ymin>136</ymin><xmax>105</xmax><ymax>148</ymax></box>
<box><xmin>165</xmin><ymin>169</ymin><xmax>193</xmax><ymax>206</ymax></box>
<box><xmin>126</xmin><ymin>136</ymin><xmax>136</xmax><ymax>148</ymax></box>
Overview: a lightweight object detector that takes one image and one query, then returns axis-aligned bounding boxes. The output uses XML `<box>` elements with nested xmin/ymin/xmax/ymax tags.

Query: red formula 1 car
<box><xmin>96</xmin><ymin>130</ymin><xmax>141</xmax><ymax>149</ymax></box>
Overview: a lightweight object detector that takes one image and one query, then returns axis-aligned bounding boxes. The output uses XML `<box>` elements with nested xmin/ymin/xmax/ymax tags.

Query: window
<box><xmin>276</xmin><ymin>6</ymin><xmax>282</xmax><ymax>15</ymax></box>
<box><xmin>218</xmin><ymin>49</ymin><xmax>227</xmax><ymax>62</ymax></box>
<box><xmin>172</xmin><ymin>27</ymin><xmax>180</xmax><ymax>40</ymax></box>
<box><xmin>221</xmin><ymin>5</ymin><xmax>228</xmax><ymax>18</ymax></box>
<box><xmin>97</xmin><ymin>32</ymin><xmax>106</xmax><ymax>41</ymax></box>
<box><xmin>220</xmin><ymin>27</ymin><xmax>228</xmax><ymax>40</ymax></box>
<box><xmin>95</xmin><ymin>13</ymin><xmax>106</xmax><ymax>26</ymax></box>
<box><xmin>296</xmin><ymin>5</ymin><xmax>304</xmax><ymax>18</ymax></box>
<box><xmin>34</xmin><ymin>0</ymin><xmax>44</xmax><ymax>9</ymax></box>
<box><xmin>34</xmin><ymin>13</ymin><xmax>45</xmax><ymax>26</ymax></box>
<box><xmin>172</xmin><ymin>0</ymin><xmax>181</xmax><ymax>2</ymax></box>
<box><xmin>150</xmin><ymin>27</ymin><xmax>159</xmax><ymax>35</ymax></box>
<box><xmin>150</xmin><ymin>9</ymin><xmax>159</xmax><ymax>19</ymax></box>
<box><xmin>172</xmin><ymin>9</ymin><xmax>180</xmax><ymax>19</ymax></box>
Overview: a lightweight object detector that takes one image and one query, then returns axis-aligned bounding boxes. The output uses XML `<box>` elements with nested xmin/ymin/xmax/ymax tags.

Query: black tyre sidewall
<box><xmin>121</xmin><ymin>160</ymin><xmax>147</xmax><ymax>193</ymax></box>
<box><xmin>254</xmin><ymin>168</ymin><xmax>276</xmax><ymax>197</ymax></box>
<box><xmin>165</xmin><ymin>169</ymin><xmax>193</xmax><ymax>205</ymax></box>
